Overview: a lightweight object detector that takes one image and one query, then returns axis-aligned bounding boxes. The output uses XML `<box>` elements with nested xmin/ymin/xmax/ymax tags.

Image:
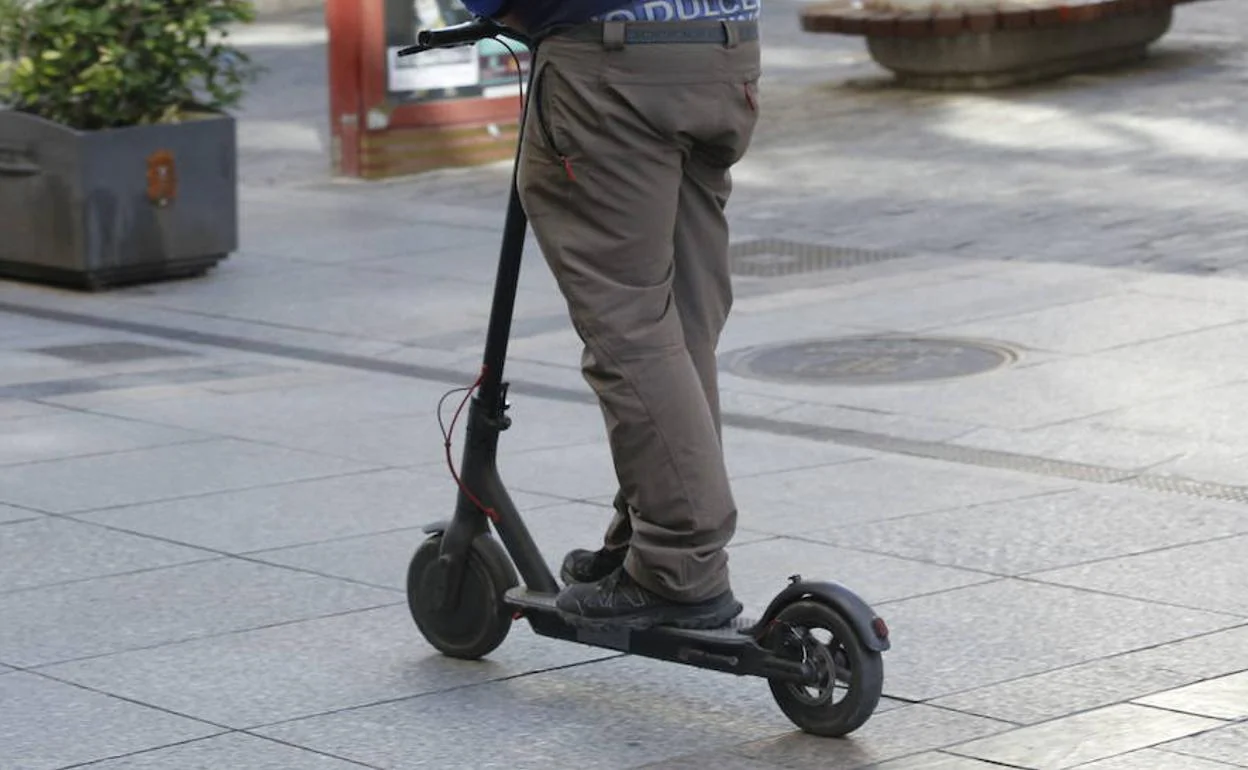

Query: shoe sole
<box><xmin>556</xmin><ymin>598</ymin><xmax>744</xmax><ymax>632</ymax></box>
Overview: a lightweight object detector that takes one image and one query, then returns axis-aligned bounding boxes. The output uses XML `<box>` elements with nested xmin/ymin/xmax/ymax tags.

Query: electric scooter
<box><xmin>399</xmin><ymin>18</ymin><xmax>890</xmax><ymax>738</ymax></box>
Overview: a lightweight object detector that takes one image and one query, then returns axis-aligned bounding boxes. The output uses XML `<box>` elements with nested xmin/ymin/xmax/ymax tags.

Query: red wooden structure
<box><xmin>326</xmin><ymin>0</ymin><xmax>530</xmax><ymax>178</ymax></box>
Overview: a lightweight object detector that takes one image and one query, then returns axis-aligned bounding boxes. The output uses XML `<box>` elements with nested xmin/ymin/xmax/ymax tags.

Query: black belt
<box><xmin>552</xmin><ymin>19</ymin><xmax>759</xmax><ymax>47</ymax></box>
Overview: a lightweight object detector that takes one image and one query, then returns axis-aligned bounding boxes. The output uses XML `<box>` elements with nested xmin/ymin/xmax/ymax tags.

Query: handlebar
<box><xmin>398</xmin><ymin>17</ymin><xmax>517</xmax><ymax>56</ymax></box>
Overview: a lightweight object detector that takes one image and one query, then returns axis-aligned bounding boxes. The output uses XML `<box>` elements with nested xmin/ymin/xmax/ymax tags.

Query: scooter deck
<box><xmin>505</xmin><ymin>588</ymin><xmax>760</xmax><ymax>646</ymax></box>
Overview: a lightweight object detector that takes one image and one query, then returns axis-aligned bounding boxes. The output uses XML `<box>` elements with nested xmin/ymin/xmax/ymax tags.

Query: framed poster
<box><xmin>385</xmin><ymin>0</ymin><xmax>531</xmax><ymax>103</ymax></box>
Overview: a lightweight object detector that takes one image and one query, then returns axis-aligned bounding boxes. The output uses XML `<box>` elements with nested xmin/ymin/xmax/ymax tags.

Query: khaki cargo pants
<box><xmin>517</xmin><ymin>20</ymin><xmax>761</xmax><ymax>603</ymax></box>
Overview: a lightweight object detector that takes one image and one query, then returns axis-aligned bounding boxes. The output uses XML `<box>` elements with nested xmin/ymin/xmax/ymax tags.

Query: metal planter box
<box><xmin>0</xmin><ymin>109</ymin><xmax>237</xmax><ymax>290</ymax></box>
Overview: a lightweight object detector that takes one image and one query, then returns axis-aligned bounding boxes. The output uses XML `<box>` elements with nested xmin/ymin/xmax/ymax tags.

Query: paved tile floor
<box><xmin>2</xmin><ymin>1</ymin><xmax>1246</xmax><ymax>767</ymax></box>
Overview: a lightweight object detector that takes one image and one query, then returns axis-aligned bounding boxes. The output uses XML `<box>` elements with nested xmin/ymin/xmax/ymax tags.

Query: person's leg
<box><xmin>557</xmin><ymin>31</ymin><xmax>761</xmax><ymax>591</ymax></box>
<box><xmin>519</xmin><ymin>24</ymin><xmax>759</xmax><ymax>627</ymax></box>
<box><xmin>672</xmin><ymin>149</ymin><xmax>740</xmax><ymax>440</ymax></box>
<box><xmin>559</xmin><ymin>488</ymin><xmax>631</xmax><ymax>586</ymax></box>
<box><xmin>559</xmin><ymin>147</ymin><xmax>742</xmax><ymax>586</ymax></box>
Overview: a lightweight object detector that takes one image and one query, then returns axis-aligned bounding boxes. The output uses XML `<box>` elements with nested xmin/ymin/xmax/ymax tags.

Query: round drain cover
<box><xmin>721</xmin><ymin>336</ymin><xmax>1016</xmax><ymax>386</ymax></box>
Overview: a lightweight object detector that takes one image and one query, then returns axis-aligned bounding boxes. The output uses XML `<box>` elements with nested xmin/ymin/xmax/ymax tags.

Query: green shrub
<box><xmin>0</xmin><ymin>0</ymin><xmax>260</xmax><ymax>131</ymax></box>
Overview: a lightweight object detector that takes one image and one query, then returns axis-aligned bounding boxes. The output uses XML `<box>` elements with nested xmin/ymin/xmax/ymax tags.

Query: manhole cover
<box><xmin>728</xmin><ymin>239</ymin><xmax>909</xmax><ymax>277</ymax></box>
<box><xmin>27</xmin><ymin>341</ymin><xmax>194</xmax><ymax>364</ymax></box>
<box><xmin>721</xmin><ymin>336</ymin><xmax>1016</xmax><ymax>385</ymax></box>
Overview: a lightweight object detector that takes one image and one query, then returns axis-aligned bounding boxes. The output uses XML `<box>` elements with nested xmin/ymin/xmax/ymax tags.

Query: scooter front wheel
<box><xmin>765</xmin><ymin>599</ymin><xmax>884</xmax><ymax>737</ymax></box>
<box><xmin>406</xmin><ymin>533</ymin><xmax>518</xmax><ymax>660</ymax></box>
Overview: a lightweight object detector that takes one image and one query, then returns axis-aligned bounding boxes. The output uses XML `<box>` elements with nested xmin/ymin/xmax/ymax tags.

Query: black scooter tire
<box><xmin>406</xmin><ymin>533</ymin><xmax>519</xmax><ymax>660</ymax></box>
<box><xmin>766</xmin><ymin>599</ymin><xmax>884</xmax><ymax>737</ymax></box>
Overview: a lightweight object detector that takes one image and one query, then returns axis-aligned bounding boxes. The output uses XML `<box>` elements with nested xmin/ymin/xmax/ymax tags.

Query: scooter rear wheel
<box><xmin>766</xmin><ymin>599</ymin><xmax>884</xmax><ymax>737</ymax></box>
<box><xmin>406</xmin><ymin>533</ymin><xmax>518</xmax><ymax>660</ymax></box>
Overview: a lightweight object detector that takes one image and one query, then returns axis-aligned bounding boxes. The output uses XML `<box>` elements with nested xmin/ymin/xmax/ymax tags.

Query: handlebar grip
<box><xmin>398</xmin><ymin>18</ymin><xmax>504</xmax><ymax>56</ymax></box>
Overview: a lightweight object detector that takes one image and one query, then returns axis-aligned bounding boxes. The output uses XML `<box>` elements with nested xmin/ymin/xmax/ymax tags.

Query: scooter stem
<box><xmin>477</xmin><ymin>179</ymin><xmax>529</xmax><ymax>412</ymax></box>
<box><xmin>438</xmin><ymin>55</ymin><xmax>563</xmax><ymax>597</ymax></box>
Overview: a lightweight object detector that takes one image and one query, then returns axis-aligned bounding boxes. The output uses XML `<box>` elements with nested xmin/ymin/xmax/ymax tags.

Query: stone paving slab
<box><xmin>929</xmin><ymin>292</ymin><xmax>1248</xmax><ymax>355</ymax></box>
<box><xmin>0</xmin><ymin>558</ymin><xmax>397</xmax><ymax>668</ymax></box>
<box><xmin>0</xmin><ymin>361</ymin><xmax>299</xmax><ymax>405</ymax></box>
<box><xmin>948</xmin><ymin>421</ymin><xmax>1243</xmax><ymax>473</ymax></box>
<box><xmin>720</xmin><ymin>425</ymin><xmax>875</xmax><ymax>477</ymax></box>
<box><xmin>0</xmin><ymin>438</ymin><xmax>377</xmax><ymax>515</ymax></box>
<box><xmin>489</xmin><ymin>439</ymin><xmax>620</xmax><ymax>498</ymax></box>
<box><xmin>17</xmin><ymin>362</ymin><xmax>336</xmax><ymax>411</ymax></box>
<box><xmin>0</xmin><ymin>325</ymin><xmax>281</xmax><ymax>387</ymax></box>
<box><xmin>1099</xmin><ymin>379</ymin><xmax>1248</xmax><ymax>446</ymax></box>
<box><xmin>1</xmin><ymin>0</ymin><xmax>1247</xmax><ymax>767</ymax></box>
<box><xmin>809</xmin><ymin>486</ymin><xmax>1248</xmax><ymax>576</ymax></box>
<box><xmin>945</xmin><ymin>703</ymin><xmax>1226</xmax><ymax>769</ymax></box>
<box><xmin>1147</xmin><ymin>443</ymin><xmax>1248</xmax><ymax>487</ymax></box>
<box><xmin>74</xmin><ymin>467</ymin><xmax>564</xmax><ymax>556</ymax></box>
<box><xmin>1075</xmin><ymin>750</ymin><xmax>1243</xmax><ymax>770</ymax></box>
<box><xmin>0</xmin><ymin>517</ymin><xmax>213</xmax><ymax>594</ymax></box>
<box><xmin>106</xmin><ymin>238</ymin><xmax>569</xmax><ymax>345</ymax></box>
<box><xmin>730</xmin><ymin>705</ymin><xmax>1012</xmax><ymax>769</ymax></box>
<box><xmin>245</xmin><ymin>527</ymin><xmax>442</xmax><ymax>591</ymax></box>
<box><xmin>71</xmin><ymin>733</ymin><xmax>375</xmax><ymax>770</ymax></box>
<box><xmin>238</xmin><ymin>213</ymin><xmax>483</xmax><ymax>264</ymax></box>
<box><xmin>243</xmin><ymin>499</ymin><xmax>689</xmax><ymax>594</ymax></box>
<box><xmin>0</xmin><ymin>344</ymin><xmax>206</xmax><ymax>389</ymax></box>
<box><xmin>255</xmin><ymin>655</ymin><xmax>910</xmax><ymax>770</ymax></box>
<box><xmin>865</xmin><ymin>578</ymin><xmax>1240</xmax><ymax>702</ymax></box>
<box><xmin>272</xmin><ymin>396</ymin><xmax>609</xmax><ymax>468</ymax></box>
<box><xmin>0</xmin><ymin>310</ymin><xmax>86</xmax><ymax>343</ymax></box>
<box><xmin>1111</xmin><ymin>623</ymin><xmax>1248</xmax><ymax>683</ymax></box>
<box><xmin>720</xmin><ymin>350</ymin><xmax>1241</xmax><ymax>432</ymax></box>
<box><xmin>751</xmin><ymin>401</ymin><xmax>977</xmax><ymax>444</ymax></box>
<box><xmin>0</xmin><ymin>672</ymin><xmax>221</xmax><ymax>770</ymax></box>
<box><xmin>1159</xmin><ymin>722</ymin><xmax>1248</xmax><ymax>767</ymax></box>
<box><xmin>38</xmin><ymin>604</ymin><xmax>612</xmax><ymax>729</ymax></box>
<box><xmin>1031</xmin><ymin>534</ymin><xmax>1248</xmax><ymax>617</ymax></box>
<box><xmin>415</xmin><ymin>501</ymin><xmax>995</xmax><ymax>613</ymax></box>
<box><xmin>0</xmin><ymin>502</ymin><xmax>42</xmax><ymax>525</ymax></box>
<box><xmin>868</xmin><ymin>753</ymin><xmax>1019</xmax><ymax>769</ymax></box>
<box><xmin>719</xmin><ymin>533</ymin><xmax>995</xmax><ymax>613</ymax></box>
<box><xmin>0</xmin><ymin>288</ymin><xmax>446</xmax><ymax>363</ymax></box>
<box><xmin>49</xmin><ymin>373</ymin><xmax>481</xmax><ymax>446</ymax></box>
<box><xmin>244</xmin><ymin>504</ymin><xmax>783</xmax><ymax>598</ymax></box>
<box><xmin>638</xmin><ymin>751</ymin><xmax>791</xmax><ymax>770</ymax></box>
<box><xmin>727</xmin><ymin>455</ymin><xmax>1073</xmax><ymax>535</ymax></box>
<box><xmin>0</xmin><ymin>410</ymin><xmax>210</xmax><ymax>467</ymax></box>
<box><xmin>0</xmin><ymin>398</ymin><xmax>66</xmax><ymax>421</ymax></box>
<box><xmin>1134</xmin><ymin>670</ymin><xmax>1248</xmax><ymax>721</ymax></box>
<box><xmin>732</xmin><ymin>272</ymin><xmax>1151</xmax><ymax>342</ymax></box>
<box><xmin>927</xmin><ymin>626</ymin><xmax>1248</xmax><ymax>726</ymax></box>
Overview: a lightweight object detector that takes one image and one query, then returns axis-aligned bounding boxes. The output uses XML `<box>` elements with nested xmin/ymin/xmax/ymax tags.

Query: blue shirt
<box><xmin>596</xmin><ymin>0</ymin><xmax>760</xmax><ymax>22</ymax></box>
<box><xmin>482</xmin><ymin>0</ymin><xmax>761</xmax><ymax>39</ymax></box>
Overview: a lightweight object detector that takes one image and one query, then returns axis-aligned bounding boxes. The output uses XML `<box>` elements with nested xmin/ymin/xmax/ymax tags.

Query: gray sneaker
<box><xmin>555</xmin><ymin>566</ymin><xmax>743</xmax><ymax>631</ymax></box>
<box><xmin>559</xmin><ymin>545</ymin><xmax>627</xmax><ymax>585</ymax></box>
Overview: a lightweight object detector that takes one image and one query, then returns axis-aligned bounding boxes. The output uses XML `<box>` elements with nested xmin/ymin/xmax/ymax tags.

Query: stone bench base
<box><xmin>801</xmin><ymin>0</ymin><xmax>1206</xmax><ymax>90</ymax></box>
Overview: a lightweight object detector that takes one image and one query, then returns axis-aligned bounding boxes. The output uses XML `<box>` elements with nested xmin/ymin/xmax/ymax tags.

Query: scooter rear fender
<box><xmin>756</xmin><ymin>578</ymin><xmax>891</xmax><ymax>652</ymax></box>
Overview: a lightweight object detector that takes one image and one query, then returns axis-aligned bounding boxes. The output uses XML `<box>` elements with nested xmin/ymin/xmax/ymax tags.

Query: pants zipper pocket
<box><xmin>532</xmin><ymin>64</ymin><xmax>576</xmax><ymax>181</ymax></box>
